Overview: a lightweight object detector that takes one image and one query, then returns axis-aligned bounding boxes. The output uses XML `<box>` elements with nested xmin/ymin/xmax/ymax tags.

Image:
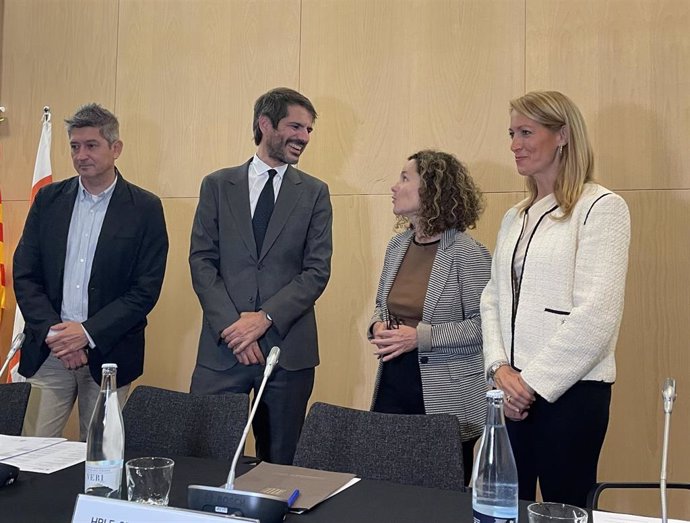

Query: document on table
<box><xmin>0</xmin><ymin>435</ymin><xmax>86</xmax><ymax>473</ymax></box>
<box><xmin>0</xmin><ymin>435</ymin><xmax>66</xmax><ymax>460</ymax></box>
<box><xmin>234</xmin><ymin>462</ymin><xmax>358</xmax><ymax>511</ymax></box>
<box><xmin>594</xmin><ymin>510</ymin><xmax>690</xmax><ymax>523</ymax></box>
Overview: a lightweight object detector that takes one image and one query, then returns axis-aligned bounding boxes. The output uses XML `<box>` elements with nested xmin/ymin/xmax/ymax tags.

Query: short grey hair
<box><xmin>65</xmin><ymin>103</ymin><xmax>119</xmax><ymax>144</ymax></box>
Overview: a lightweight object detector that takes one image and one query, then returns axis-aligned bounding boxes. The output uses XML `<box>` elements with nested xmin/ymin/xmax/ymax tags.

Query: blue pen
<box><xmin>287</xmin><ymin>488</ymin><xmax>300</xmax><ymax>508</ymax></box>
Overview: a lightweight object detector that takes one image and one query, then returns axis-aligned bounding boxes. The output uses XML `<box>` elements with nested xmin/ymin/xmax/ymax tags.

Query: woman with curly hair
<box><xmin>368</xmin><ymin>149</ymin><xmax>491</xmax><ymax>485</ymax></box>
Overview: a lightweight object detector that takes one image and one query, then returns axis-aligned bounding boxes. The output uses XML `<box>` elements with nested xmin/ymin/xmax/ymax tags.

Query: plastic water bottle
<box><xmin>85</xmin><ymin>363</ymin><xmax>125</xmax><ymax>498</ymax></box>
<box><xmin>471</xmin><ymin>389</ymin><xmax>519</xmax><ymax>522</ymax></box>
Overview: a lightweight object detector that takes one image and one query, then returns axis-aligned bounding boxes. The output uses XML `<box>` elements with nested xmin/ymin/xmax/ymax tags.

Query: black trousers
<box><xmin>506</xmin><ymin>381</ymin><xmax>611</xmax><ymax>507</ymax></box>
<box><xmin>190</xmin><ymin>363</ymin><xmax>315</xmax><ymax>465</ymax></box>
<box><xmin>373</xmin><ymin>349</ymin><xmax>478</xmax><ymax>486</ymax></box>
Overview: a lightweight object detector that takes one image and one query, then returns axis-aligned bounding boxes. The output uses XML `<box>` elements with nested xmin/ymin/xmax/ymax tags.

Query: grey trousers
<box><xmin>25</xmin><ymin>353</ymin><xmax>129</xmax><ymax>440</ymax></box>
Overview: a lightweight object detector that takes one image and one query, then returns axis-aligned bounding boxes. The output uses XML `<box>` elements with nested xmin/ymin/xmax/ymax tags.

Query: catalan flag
<box><xmin>8</xmin><ymin>109</ymin><xmax>53</xmax><ymax>383</ymax></box>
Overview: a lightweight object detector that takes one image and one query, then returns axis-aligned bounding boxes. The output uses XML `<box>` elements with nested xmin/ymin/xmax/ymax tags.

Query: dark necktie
<box><xmin>252</xmin><ymin>169</ymin><xmax>277</xmax><ymax>256</ymax></box>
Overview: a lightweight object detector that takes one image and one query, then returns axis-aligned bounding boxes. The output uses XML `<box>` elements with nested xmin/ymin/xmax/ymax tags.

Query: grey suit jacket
<box><xmin>189</xmin><ymin>159</ymin><xmax>333</xmax><ymax>372</ymax></box>
<box><xmin>368</xmin><ymin>228</ymin><xmax>491</xmax><ymax>440</ymax></box>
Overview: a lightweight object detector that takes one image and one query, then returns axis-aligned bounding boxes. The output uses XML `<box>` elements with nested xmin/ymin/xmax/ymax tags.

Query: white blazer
<box><xmin>481</xmin><ymin>183</ymin><xmax>631</xmax><ymax>402</ymax></box>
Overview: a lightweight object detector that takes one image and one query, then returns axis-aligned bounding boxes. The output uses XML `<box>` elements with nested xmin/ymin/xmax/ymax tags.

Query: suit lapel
<box><xmin>422</xmin><ymin>229</ymin><xmax>456</xmax><ymax>321</ymax></box>
<box><xmin>51</xmin><ymin>179</ymin><xmax>80</xmax><ymax>285</ymax></box>
<box><xmin>91</xmin><ymin>174</ymin><xmax>132</xmax><ymax>282</ymax></box>
<box><xmin>223</xmin><ymin>161</ymin><xmax>257</xmax><ymax>259</ymax></box>
<box><xmin>258</xmin><ymin>165</ymin><xmax>303</xmax><ymax>261</ymax></box>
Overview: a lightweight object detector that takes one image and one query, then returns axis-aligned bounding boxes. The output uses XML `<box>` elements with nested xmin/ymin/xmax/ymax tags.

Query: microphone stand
<box><xmin>0</xmin><ymin>333</ymin><xmax>26</xmax><ymax>381</ymax></box>
<box><xmin>188</xmin><ymin>346</ymin><xmax>289</xmax><ymax>523</ymax></box>
<box><xmin>226</xmin><ymin>346</ymin><xmax>279</xmax><ymax>489</ymax></box>
<box><xmin>660</xmin><ymin>378</ymin><xmax>676</xmax><ymax>523</ymax></box>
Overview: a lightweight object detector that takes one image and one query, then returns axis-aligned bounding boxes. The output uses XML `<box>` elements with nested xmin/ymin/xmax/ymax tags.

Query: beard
<box><xmin>265</xmin><ymin>134</ymin><xmax>306</xmax><ymax>165</ymax></box>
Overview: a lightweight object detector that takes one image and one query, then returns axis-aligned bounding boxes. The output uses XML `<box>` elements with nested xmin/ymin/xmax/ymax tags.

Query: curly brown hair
<box><xmin>397</xmin><ymin>150</ymin><xmax>485</xmax><ymax>236</ymax></box>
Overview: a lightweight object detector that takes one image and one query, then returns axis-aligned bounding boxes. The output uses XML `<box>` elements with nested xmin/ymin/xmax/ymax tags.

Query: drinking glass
<box><xmin>125</xmin><ymin>457</ymin><xmax>174</xmax><ymax>506</ymax></box>
<box><xmin>527</xmin><ymin>502</ymin><xmax>588</xmax><ymax>523</ymax></box>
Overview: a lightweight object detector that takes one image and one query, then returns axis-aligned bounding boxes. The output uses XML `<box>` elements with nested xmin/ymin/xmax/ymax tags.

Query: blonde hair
<box><xmin>510</xmin><ymin>91</ymin><xmax>594</xmax><ymax>219</ymax></box>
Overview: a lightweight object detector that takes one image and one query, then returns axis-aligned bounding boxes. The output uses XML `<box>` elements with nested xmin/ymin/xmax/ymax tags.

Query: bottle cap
<box><xmin>487</xmin><ymin>389</ymin><xmax>504</xmax><ymax>399</ymax></box>
<box><xmin>101</xmin><ymin>363</ymin><xmax>118</xmax><ymax>370</ymax></box>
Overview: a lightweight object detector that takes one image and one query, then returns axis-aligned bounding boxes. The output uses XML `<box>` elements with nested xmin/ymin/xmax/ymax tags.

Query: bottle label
<box><xmin>473</xmin><ymin>509</ymin><xmax>517</xmax><ymax>523</ymax></box>
<box><xmin>85</xmin><ymin>460</ymin><xmax>123</xmax><ymax>497</ymax></box>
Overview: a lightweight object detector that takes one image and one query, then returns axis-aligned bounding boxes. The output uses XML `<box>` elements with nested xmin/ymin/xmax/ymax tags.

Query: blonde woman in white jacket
<box><xmin>481</xmin><ymin>91</ymin><xmax>630</xmax><ymax>507</ymax></box>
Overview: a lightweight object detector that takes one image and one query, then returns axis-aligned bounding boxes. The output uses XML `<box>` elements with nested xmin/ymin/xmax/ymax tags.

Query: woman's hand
<box><xmin>494</xmin><ymin>365</ymin><xmax>535</xmax><ymax>421</ymax></box>
<box><xmin>370</xmin><ymin>324</ymin><xmax>418</xmax><ymax>362</ymax></box>
<box><xmin>371</xmin><ymin>321</ymin><xmax>386</xmax><ymax>337</ymax></box>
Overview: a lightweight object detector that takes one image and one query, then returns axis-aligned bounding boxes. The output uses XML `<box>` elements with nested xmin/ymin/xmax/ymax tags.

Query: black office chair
<box><xmin>292</xmin><ymin>402</ymin><xmax>466</xmax><ymax>491</ymax></box>
<box><xmin>0</xmin><ymin>382</ymin><xmax>31</xmax><ymax>436</ymax></box>
<box><xmin>122</xmin><ymin>385</ymin><xmax>249</xmax><ymax>460</ymax></box>
<box><xmin>587</xmin><ymin>482</ymin><xmax>690</xmax><ymax>511</ymax></box>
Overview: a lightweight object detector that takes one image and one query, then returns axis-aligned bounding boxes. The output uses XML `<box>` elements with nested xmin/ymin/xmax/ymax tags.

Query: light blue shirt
<box><xmin>59</xmin><ymin>176</ymin><xmax>117</xmax><ymax>345</ymax></box>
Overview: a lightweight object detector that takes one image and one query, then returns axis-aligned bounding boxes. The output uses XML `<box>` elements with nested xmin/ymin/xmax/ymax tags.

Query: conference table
<box><xmin>0</xmin><ymin>455</ymin><xmax>534</xmax><ymax>522</ymax></box>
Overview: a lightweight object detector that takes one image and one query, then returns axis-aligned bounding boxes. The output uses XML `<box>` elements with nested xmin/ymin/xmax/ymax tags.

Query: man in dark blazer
<box><xmin>13</xmin><ymin>103</ymin><xmax>168</xmax><ymax>439</ymax></box>
<box><xmin>189</xmin><ymin>87</ymin><xmax>332</xmax><ymax>464</ymax></box>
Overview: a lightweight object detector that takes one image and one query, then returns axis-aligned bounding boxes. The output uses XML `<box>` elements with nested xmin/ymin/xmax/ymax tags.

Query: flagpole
<box><xmin>7</xmin><ymin>106</ymin><xmax>53</xmax><ymax>383</ymax></box>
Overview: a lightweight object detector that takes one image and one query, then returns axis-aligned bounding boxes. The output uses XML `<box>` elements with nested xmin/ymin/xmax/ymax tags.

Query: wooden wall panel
<box><xmin>0</xmin><ymin>201</ymin><xmax>28</xmax><ymax>359</ymax></box>
<box><xmin>526</xmin><ymin>0</ymin><xmax>690</xmax><ymax>191</ymax></box>
<box><xmin>313</xmin><ymin>194</ymin><xmax>395</xmax><ymax>408</ymax></box>
<box><xmin>137</xmin><ymin>198</ymin><xmax>200</xmax><ymax>392</ymax></box>
<box><xmin>115</xmin><ymin>0</ymin><xmax>301</xmax><ymax>197</ymax></box>
<box><xmin>299</xmin><ymin>0</ymin><xmax>526</xmax><ymax>196</ymax></box>
<box><xmin>600</xmin><ymin>189</ymin><xmax>690</xmax><ymax>516</ymax></box>
<box><xmin>0</xmin><ymin>0</ymin><xmax>118</xmax><ymax>200</ymax></box>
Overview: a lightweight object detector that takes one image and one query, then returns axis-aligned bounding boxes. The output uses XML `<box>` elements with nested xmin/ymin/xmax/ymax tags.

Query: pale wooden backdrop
<box><xmin>0</xmin><ymin>0</ymin><xmax>688</xmax><ymax>517</ymax></box>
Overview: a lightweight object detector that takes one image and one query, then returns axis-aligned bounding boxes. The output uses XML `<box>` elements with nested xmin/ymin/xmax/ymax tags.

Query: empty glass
<box><xmin>527</xmin><ymin>502</ymin><xmax>588</xmax><ymax>523</ymax></box>
<box><xmin>125</xmin><ymin>457</ymin><xmax>174</xmax><ymax>506</ymax></box>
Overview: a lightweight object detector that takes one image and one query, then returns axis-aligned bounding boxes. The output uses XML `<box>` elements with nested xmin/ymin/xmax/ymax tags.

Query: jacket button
<box><xmin>248</xmin><ymin>296</ymin><xmax>254</xmax><ymax>303</ymax></box>
<box><xmin>420</xmin><ymin>356</ymin><xmax>429</xmax><ymax>364</ymax></box>
<box><xmin>258</xmin><ymin>263</ymin><xmax>263</xmax><ymax>270</ymax></box>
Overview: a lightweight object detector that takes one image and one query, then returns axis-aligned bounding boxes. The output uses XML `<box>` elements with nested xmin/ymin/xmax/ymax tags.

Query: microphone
<box><xmin>188</xmin><ymin>346</ymin><xmax>288</xmax><ymax>522</ymax></box>
<box><xmin>227</xmin><ymin>345</ymin><xmax>280</xmax><ymax>489</ymax></box>
<box><xmin>662</xmin><ymin>377</ymin><xmax>676</xmax><ymax>414</ymax></box>
<box><xmin>0</xmin><ymin>333</ymin><xmax>26</xmax><ymax>380</ymax></box>
<box><xmin>263</xmin><ymin>345</ymin><xmax>280</xmax><ymax>380</ymax></box>
<box><xmin>660</xmin><ymin>378</ymin><xmax>676</xmax><ymax>523</ymax></box>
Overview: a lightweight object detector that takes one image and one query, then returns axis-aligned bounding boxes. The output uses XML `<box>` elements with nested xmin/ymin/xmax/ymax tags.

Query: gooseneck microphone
<box><xmin>660</xmin><ymin>377</ymin><xmax>676</xmax><ymax>523</ymax></box>
<box><xmin>226</xmin><ymin>345</ymin><xmax>281</xmax><ymax>489</ymax></box>
<box><xmin>188</xmin><ymin>346</ymin><xmax>289</xmax><ymax>522</ymax></box>
<box><xmin>0</xmin><ymin>333</ymin><xmax>26</xmax><ymax>380</ymax></box>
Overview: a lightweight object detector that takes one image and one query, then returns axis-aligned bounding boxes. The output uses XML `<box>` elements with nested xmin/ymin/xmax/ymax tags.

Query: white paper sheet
<box><xmin>0</xmin><ymin>436</ymin><xmax>86</xmax><ymax>473</ymax></box>
<box><xmin>0</xmin><ymin>434</ymin><xmax>66</xmax><ymax>460</ymax></box>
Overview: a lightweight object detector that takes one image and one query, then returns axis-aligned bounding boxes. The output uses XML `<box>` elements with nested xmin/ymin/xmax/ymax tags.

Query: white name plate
<box><xmin>71</xmin><ymin>494</ymin><xmax>259</xmax><ymax>523</ymax></box>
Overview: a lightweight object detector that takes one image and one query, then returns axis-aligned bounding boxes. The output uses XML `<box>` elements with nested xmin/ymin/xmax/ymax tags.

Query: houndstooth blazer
<box><xmin>368</xmin><ymin>228</ymin><xmax>492</xmax><ymax>441</ymax></box>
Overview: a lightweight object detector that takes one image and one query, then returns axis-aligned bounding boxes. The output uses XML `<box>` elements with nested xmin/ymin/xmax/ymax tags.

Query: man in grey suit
<box><xmin>189</xmin><ymin>87</ymin><xmax>332</xmax><ymax>464</ymax></box>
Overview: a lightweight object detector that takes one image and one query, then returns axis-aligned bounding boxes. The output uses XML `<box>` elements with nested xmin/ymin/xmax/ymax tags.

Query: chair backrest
<box><xmin>587</xmin><ymin>481</ymin><xmax>690</xmax><ymax>512</ymax></box>
<box><xmin>122</xmin><ymin>385</ymin><xmax>249</xmax><ymax>460</ymax></box>
<box><xmin>292</xmin><ymin>402</ymin><xmax>465</xmax><ymax>491</ymax></box>
<box><xmin>0</xmin><ymin>382</ymin><xmax>32</xmax><ymax>436</ymax></box>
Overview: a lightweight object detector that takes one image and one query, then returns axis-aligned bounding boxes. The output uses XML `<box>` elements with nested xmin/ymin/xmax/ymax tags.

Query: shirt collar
<box><xmin>252</xmin><ymin>154</ymin><xmax>288</xmax><ymax>179</ymax></box>
<box><xmin>77</xmin><ymin>174</ymin><xmax>118</xmax><ymax>202</ymax></box>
